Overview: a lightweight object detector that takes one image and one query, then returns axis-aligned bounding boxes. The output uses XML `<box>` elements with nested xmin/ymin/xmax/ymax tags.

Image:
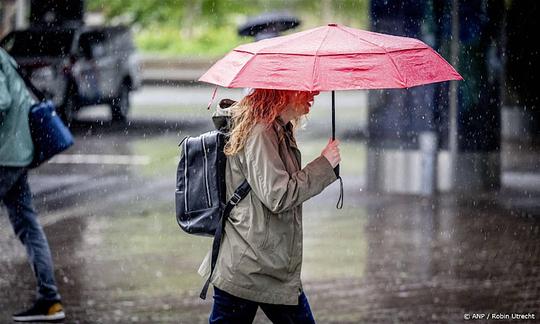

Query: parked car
<box><xmin>0</xmin><ymin>25</ymin><xmax>141</xmax><ymax>124</ymax></box>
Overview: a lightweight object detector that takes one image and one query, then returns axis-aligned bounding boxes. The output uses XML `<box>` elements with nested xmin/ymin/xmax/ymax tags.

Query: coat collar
<box><xmin>275</xmin><ymin>116</ymin><xmax>288</xmax><ymax>127</ymax></box>
<box><xmin>275</xmin><ymin>116</ymin><xmax>294</xmax><ymax>133</ymax></box>
<box><xmin>272</xmin><ymin>117</ymin><xmax>299</xmax><ymax>156</ymax></box>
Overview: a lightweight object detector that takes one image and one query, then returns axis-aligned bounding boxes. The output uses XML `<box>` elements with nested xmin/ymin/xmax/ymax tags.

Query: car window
<box><xmin>0</xmin><ymin>30</ymin><xmax>75</xmax><ymax>57</ymax></box>
<box><xmin>109</xmin><ymin>28</ymin><xmax>135</xmax><ymax>52</ymax></box>
<box><xmin>78</xmin><ymin>31</ymin><xmax>107</xmax><ymax>59</ymax></box>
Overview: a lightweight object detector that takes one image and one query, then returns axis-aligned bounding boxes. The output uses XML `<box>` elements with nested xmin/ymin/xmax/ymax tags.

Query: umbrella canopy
<box><xmin>199</xmin><ymin>23</ymin><xmax>462</xmax><ymax>91</ymax></box>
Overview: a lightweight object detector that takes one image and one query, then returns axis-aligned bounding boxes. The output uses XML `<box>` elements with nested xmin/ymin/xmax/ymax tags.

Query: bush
<box><xmin>135</xmin><ymin>25</ymin><xmax>247</xmax><ymax>58</ymax></box>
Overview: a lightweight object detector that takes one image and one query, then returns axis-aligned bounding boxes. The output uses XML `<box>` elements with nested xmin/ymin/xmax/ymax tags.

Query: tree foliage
<box><xmin>86</xmin><ymin>0</ymin><xmax>368</xmax><ymax>56</ymax></box>
<box><xmin>87</xmin><ymin>0</ymin><xmax>368</xmax><ymax>29</ymax></box>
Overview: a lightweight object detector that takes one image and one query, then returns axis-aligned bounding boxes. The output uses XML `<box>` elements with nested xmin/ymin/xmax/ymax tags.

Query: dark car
<box><xmin>0</xmin><ymin>25</ymin><xmax>141</xmax><ymax>124</ymax></box>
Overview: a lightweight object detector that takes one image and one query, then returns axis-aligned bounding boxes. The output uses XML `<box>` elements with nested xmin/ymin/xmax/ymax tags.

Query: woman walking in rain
<box><xmin>199</xmin><ymin>89</ymin><xmax>340</xmax><ymax>323</ymax></box>
<box><xmin>0</xmin><ymin>48</ymin><xmax>65</xmax><ymax>322</ymax></box>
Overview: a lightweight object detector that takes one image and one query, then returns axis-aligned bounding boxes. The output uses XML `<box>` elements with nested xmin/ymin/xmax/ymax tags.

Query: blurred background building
<box><xmin>366</xmin><ymin>0</ymin><xmax>539</xmax><ymax>195</ymax></box>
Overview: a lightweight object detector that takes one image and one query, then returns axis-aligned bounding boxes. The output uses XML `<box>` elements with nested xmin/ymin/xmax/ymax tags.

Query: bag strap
<box><xmin>9</xmin><ymin>61</ymin><xmax>46</xmax><ymax>102</ymax></box>
<box><xmin>199</xmin><ymin>179</ymin><xmax>251</xmax><ymax>300</ymax></box>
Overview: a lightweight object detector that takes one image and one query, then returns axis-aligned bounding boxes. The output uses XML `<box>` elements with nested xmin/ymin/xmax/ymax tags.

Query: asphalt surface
<box><xmin>0</xmin><ymin>86</ymin><xmax>539</xmax><ymax>323</ymax></box>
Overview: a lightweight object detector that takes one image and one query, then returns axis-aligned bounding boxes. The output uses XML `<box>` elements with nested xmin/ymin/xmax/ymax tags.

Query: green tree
<box><xmin>86</xmin><ymin>0</ymin><xmax>368</xmax><ymax>56</ymax></box>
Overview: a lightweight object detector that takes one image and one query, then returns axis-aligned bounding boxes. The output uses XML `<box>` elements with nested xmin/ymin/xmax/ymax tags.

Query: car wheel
<box><xmin>111</xmin><ymin>83</ymin><xmax>130</xmax><ymax>123</ymax></box>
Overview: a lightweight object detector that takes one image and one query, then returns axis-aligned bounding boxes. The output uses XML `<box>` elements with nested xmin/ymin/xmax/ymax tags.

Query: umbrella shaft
<box><xmin>331</xmin><ymin>91</ymin><xmax>340</xmax><ymax>178</ymax></box>
<box><xmin>332</xmin><ymin>91</ymin><xmax>336</xmax><ymax>140</ymax></box>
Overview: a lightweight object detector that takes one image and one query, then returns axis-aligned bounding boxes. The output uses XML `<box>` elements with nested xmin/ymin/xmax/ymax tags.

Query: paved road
<box><xmin>1</xmin><ymin>86</ymin><xmax>539</xmax><ymax>323</ymax></box>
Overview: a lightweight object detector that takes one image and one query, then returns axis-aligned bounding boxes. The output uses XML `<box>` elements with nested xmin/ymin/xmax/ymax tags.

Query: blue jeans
<box><xmin>209</xmin><ymin>287</ymin><xmax>316</xmax><ymax>324</ymax></box>
<box><xmin>0</xmin><ymin>166</ymin><xmax>60</xmax><ymax>301</ymax></box>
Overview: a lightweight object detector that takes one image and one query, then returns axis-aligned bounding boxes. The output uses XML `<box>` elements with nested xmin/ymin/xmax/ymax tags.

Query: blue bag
<box><xmin>11</xmin><ymin>61</ymin><xmax>74</xmax><ymax>168</ymax></box>
<box><xmin>28</xmin><ymin>100</ymin><xmax>74</xmax><ymax>168</ymax></box>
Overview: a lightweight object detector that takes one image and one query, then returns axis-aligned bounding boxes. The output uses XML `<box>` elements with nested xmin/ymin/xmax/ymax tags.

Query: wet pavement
<box><xmin>1</xmin><ymin>86</ymin><xmax>539</xmax><ymax>323</ymax></box>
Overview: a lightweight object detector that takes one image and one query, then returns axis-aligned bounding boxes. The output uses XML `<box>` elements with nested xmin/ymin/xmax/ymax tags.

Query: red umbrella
<box><xmin>200</xmin><ymin>23</ymin><xmax>461</xmax><ymax>90</ymax></box>
<box><xmin>199</xmin><ymin>23</ymin><xmax>462</xmax><ymax>178</ymax></box>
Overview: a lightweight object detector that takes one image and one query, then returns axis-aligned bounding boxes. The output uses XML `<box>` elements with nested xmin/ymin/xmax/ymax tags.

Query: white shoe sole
<box><xmin>12</xmin><ymin>311</ymin><xmax>65</xmax><ymax>322</ymax></box>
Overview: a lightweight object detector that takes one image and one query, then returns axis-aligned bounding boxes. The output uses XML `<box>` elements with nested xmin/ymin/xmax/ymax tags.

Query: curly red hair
<box><xmin>224</xmin><ymin>89</ymin><xmax>311</xmax><ymax>156</ymax></box>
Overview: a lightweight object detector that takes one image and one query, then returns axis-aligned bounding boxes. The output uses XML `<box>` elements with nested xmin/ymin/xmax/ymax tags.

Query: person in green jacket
<box><xmin>201</xmin><ymin>89</ymin><xmax>340</xmax><ymax>323</ymax></box>
<box><xmin>0</xmin><ymin>48</ymin><xmax>65</xmax><ymax>322</ymax></box>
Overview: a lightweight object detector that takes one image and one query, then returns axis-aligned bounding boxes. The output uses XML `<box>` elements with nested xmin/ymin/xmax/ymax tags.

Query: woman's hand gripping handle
<box><xmin>321</xmin><ymin>139</ymin><xmax>343</xmax><ymax>209</ymax></box>
<box><xmin>321</xmin><ymin>139</ymin><xmax>341</xmax><ymax>169</ymax></box>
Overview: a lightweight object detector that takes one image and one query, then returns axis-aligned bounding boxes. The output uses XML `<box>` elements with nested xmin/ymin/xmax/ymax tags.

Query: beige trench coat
<box><xmin>199</xmin><ymin>116</ymin><xmax>337</xmax><ymax>305</ymax></box>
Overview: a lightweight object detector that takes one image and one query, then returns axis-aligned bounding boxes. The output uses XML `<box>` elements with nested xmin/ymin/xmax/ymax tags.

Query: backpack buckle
<box><xmin>230</xmin><ymin>193</ymin><xmax>242</xmax><ymax>206</ymax></box>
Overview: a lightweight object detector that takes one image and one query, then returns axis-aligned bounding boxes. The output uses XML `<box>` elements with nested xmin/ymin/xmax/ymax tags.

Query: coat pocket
<box><xmin>257</xmin><ymin>212</ymin><xmax>271</xmax><ymax>249</ymax></box>
<box><xmin>258</xmin><ymin>213</ymin><xmax>292</xmax><ymax>253</ymax></box>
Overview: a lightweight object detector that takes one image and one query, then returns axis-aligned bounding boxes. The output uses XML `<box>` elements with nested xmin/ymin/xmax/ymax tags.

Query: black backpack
<box><xmin>175</xmin><ymin>99</ymin><xmax>250</xmax><ymax>299</ymax></box>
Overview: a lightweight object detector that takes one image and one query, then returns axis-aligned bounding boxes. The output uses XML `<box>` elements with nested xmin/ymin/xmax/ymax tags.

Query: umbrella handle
<box><xmin>332</xmin><ymin>91</ymin><xmax>340</xmax><ymax>178</ymax></box>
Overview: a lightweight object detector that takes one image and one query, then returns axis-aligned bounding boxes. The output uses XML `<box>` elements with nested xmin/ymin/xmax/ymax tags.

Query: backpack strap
<box><xmin>9</xmin><ymin>60</ymin><xmax>46</xmax><ymax>102</ymax></box>
<box><xmin>199</xmin><ymin>179</ymin><xmax>251</xmax><ymax>299</ymax></box>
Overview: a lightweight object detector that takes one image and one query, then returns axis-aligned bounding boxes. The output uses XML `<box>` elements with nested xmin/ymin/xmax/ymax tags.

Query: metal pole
<box><xmin>449</xmin><ymin>0</ymin><xmax>460</xmax><ymax>190</ymax></box>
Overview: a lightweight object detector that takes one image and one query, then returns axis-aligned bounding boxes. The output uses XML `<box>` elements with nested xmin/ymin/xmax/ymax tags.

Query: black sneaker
<box><xmin>12</xmin><ymin>299</ymin><xmax>65</xmax><ymax>322</ymax></box>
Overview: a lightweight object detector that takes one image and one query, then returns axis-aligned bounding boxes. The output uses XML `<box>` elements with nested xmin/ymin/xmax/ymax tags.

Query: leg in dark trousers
<box><xmin>0</xmin><ymin>167</ymin><xmax>60</xmax><ymax>301</ymax></box>
<box><xmin>259</xmin><ymin>292</ymin><xmax>316</xmax><ymax>324</ymax></box>
<box><xmin>209</xmin><ymin>287</ymin><xmax>316</xmax><ymax>324</ymax></box>
<box><xmin>209</xmin><ymin>287</ymin><xmax>258</xmax><ymax>324</ymax></box>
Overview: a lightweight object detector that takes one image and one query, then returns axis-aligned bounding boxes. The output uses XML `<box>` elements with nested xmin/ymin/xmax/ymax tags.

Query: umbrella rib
<box><xmin>386</xmin><ymin>52</ymin><xmax>407</xmax><ymax>87</ymax></box>
<box><xmin>228</xmin><ymin>52</ymin><xmax>258</xmax><ymax>88</ymax></box>
<box><xmin>336</xmin><ymin>26</ymin><xmax>429</xmax><ymax>53</ymax></box>
<box><xmin>336</xmin><ymin>25</ymin><xmax>388</xmax><ymax>51</ymax></box>
<box><xmin>310</xmin><ymin>27</ymin><xmax>332</xmax><ymax>92</ymax></box>
<box><xmin>336</xmin><ymin>26</ymin><xmax>409</xmax><ymax>86</ymax></box>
